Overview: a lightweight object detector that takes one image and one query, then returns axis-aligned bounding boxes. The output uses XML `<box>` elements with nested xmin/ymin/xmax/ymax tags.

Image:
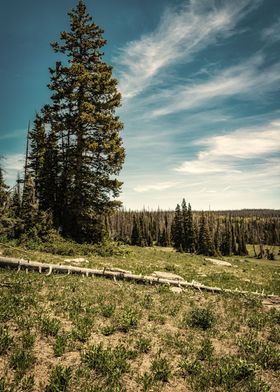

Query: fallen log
<box><xmin>0</xmin><ymin>256</ymin><xmax>278</xmax><ymax>299</ymax></box>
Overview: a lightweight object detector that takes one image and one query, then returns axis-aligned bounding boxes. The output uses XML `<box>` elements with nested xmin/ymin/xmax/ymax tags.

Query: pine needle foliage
<box><xmin>28</xmin><ymin>0</ymin><xmax>125</xmax><ymax>243</ymax></box>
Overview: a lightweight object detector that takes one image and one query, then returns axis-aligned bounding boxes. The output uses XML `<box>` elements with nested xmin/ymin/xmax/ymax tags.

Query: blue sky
<box><xmin>0</xmin><ymin>0</ymin><xmax>279</xmax><ymax>210</ymax></box>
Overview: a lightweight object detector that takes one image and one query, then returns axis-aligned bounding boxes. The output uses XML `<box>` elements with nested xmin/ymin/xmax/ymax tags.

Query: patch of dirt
<box><xmin>262</xmin><ymin>296</ymin><xmax>280</xmax><ymax>309</ymax></box>
<box><xmin>33</xmin><ymin>338</ymin><xmax>55</xmax><ymax>391</ymax></box>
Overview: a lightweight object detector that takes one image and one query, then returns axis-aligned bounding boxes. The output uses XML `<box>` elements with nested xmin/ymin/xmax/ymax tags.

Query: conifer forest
<box><xmin>0</xmin><ymin>0</ymin><xmax>279</xmax><ymax>258</ymax></box>
<box><xmin>0</xmin><ymin>1</ymin><xmax>280</xmax><ymax>392</ymax></box>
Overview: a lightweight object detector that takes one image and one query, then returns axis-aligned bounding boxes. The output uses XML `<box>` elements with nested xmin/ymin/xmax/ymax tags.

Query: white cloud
<box><xmin>262</xmin><ymin>18</ymin><xmax>280</xmax><ymax>43</ymax></box>
<box><xmin>175</xmin><ymin>120</ymin><xmax>280</xmax><ymax>174</ymax></box>
<box><xmin>152</xmin><ymin>56</ymin><xmax>280</xmax><ymax>116</ymax></box>
<box><xmin>116</xmin><ymin>0</ymin><xmax>261</xmax><ymax>99</ymax></box>
<box><xmin>2</xmin><ymin>153</ymin><xmax>24</xmax><ymax>184</ymax></box>
<box><xmin>176</xmin><ymin>160</ymin><xmax>240</xmax><ymax>174</ymax></box>
<box><xmin>134</xmin><ymin>181</ymin><xmax>179</xmax><ymax>193</ymax></box>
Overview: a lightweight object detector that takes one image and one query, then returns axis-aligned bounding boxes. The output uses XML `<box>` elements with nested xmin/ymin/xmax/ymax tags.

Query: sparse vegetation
<box><xmin>0</xmin><ymin>239</ymin><xmax>280</xmax><ymax>391</ymax></box>
<box><xmin>185</xmin><ymin>307</ymin><xmax>216</xmax><ymax>330</ymax></box>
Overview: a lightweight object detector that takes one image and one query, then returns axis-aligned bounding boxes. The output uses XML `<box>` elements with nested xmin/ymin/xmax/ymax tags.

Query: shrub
<box><xmin>0</xmin><ymin>378</ymin><xmax>6</xmax><ymax>392</ymax></box>
<box><xmin>100</xmin><ymin>304</ymin><xmax>115</xmax><ymax>318</ymax></box>
<box><xmin>268</xmin><ymin>326</ymin><xmax>280</xmax><ymax>344</ymax></box>
<box><xmin>269</xmin><ymin>308</ymin><xmax>280</xmax><ymax>325</ymax></box>
<box><xmin>136</xmin><ymin>337</ymin><xmax>151</xmax><ymax>354</ymax></box>
<box><xmin>197</xmin><ymin>338</ymin><xmax>214</xmax><ymax>361</ymax></box>
<box><xmin>22</xmin><ymin>331</ymin><xmax>35</xmax><ymax>350</ymax></box>
<box><xmin>45</xmin><ymin>365</ymin><xmax>72</xmax><ymax>392</ymax></box>
<box><xmin>247</xmin><ymin>379</ymin><xmax>271</xmax><ymax>392</ymax></box>
<box><xmin>0</xmin><ymin>326</ymin><xmax>13</xmax><ymax>355</ymax></box>
<box><xmin>179</xmin><ymin>359</ymin><xmax>202</xmax><ymax>378</ymax></box>
<box><xmin>247</xmin><ymin>314</ymin><xmax>266</xmax><ymax>330</ymax></box>
<box><xmin>21</xmin><ymin>375</ymin><xmax>35</xmax><ymax>391</ymax></box>
<box><xmin>150</xmin><ymin>353</ymin><xmax>171</xmax><ymax>382</ymax></box>
<box><xmin>54</xmin><ymin>334</ymin><xmax>68</xmax><ymax>357</ymax></box>
<box><xmin>83</xmin><ymin>344</ymin><xmax>130</xmax><ymax>387</ymax></box>
<box><xmin>101</xmin><ymin>325</ymin><xmax>115</xmax><ymax>336</ymax></box>
<box><xmin>185</xmin><ymin>307</ymin><xmax>216</xmax><ymax>330</ymax></box>
<box><xmin>72</xmin><ymin>316</ymin><xmax>93</xmax><ymax>342</ymax></box>
<box><xmin>238</xmin><ymin>333</ymin><xmax>280</xmax><ymax>370</ymax></box>
<box><xmin>10</xmin><ymin>349</ymin><xmax>35</xmax><ymax>376</ymax></box>
<box><xmin>117</xmin><ymin>308</ymin><xmax>139</xmax><ymax>333</ymax></box>
<box><xmin>40</xmin><ymin>317</ymin><xmax>61</xmax><ymax>337</ymax></box>
<box><xmin>138</xmin><ymin>372</ymin><xmax>155</xmax><ymax>391</ymax></box>
<box><xmin>180</xmin><ymin>357</ymin><xmax>257</xmax><ymax>391</ymax></box>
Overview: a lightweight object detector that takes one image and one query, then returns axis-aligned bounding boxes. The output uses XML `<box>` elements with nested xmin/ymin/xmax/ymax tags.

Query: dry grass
<box><xmin>0</xmin><ymin>244</ymin><xmax>279</xmax><ymax>391</ymax></box>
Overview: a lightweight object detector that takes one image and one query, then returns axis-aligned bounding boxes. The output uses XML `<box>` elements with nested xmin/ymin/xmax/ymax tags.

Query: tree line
<box><xmin>108</xmin><ymin>201</ymin><xmax>280</xmax><ymax>258</ymax></box>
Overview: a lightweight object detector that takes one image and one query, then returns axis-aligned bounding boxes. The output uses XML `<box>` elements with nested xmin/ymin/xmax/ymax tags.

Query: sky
<box><xmin>0</xmin><ymin>0</ymin><xmax>279</xmax><ymax>210</ymax></box>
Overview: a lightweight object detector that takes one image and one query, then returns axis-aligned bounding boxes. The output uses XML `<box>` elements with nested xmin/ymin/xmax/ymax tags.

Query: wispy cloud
<box><xmin>175</xmin><ymin>120</ymin><xmax>280</xmax><ymax>174</ymax></box>
<box><xmin>262</xmin><ymin>18</ymin><xmax>280</xmax><ymax>43</ymax></box>
<box><xmin>0</xmin><ymin>129</ymin><xmax>26</xmax><ymax>140</ymax></box>
<box><xmin>116</xmin><ymin>0</ymin><xmax>262</xmax><ymax>99</ymax></box>
<box><xmin>134</xmin><ymin>181</ymin><xmax>179</xmax><ymax>193</ymax></box>
<box><xmin>152</xmin><ymin>55</ymin><xmax>280</xmax><ymax>116</ymax></box>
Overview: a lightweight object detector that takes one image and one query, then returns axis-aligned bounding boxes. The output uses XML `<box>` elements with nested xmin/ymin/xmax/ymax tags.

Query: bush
<box><xmin>197</xmin><ymin>338</ymin><xmax>214</xmax><ymax>361</ymax></box>
<box><xmin>116</xmin><ymin>308</ymin><xmax>139</xmax><ymax>333</ymax></box>
<box><xmin>136</xmin><ymin>337</ymin><xmax>151</xmax><ymax>354</ymax></box>
<box><xmin>72</xmin><ymin>315</ymin><xmax>93</xmax><ymax>342</ymax></box>
<box><xmin>10</xmin><ymin>349</ymin><xmax>35</xmax><ymax>376</ymax></box>
<box><xmin>268</xmin><ymin>326</ymin><xmax>280</xmax><ymax>344</ymax></box>
<box><xmin>40</xmin><ymin>317</ymin><xmax>61</xmax><ymax>337</ymax></box>
<box><xmin>185</xmin><ymin>307</ymin><xmax>216</xmax><ymax>330</ymax></box>
<box><xmin>238</xmin><ymin>333</ymin><xmax>280</xmax><ymax>370</ymax></box>
<box><xmin>0</xmin><ymin>326</ymin><xmax>13</xmax><ymax>355</ymax></box>
<box><xmin>100</xmin><ymin>304</ymin><xmax>115</xmax><ymax>318</ymax></box>
<box><xmin>180</xmin><ymin>357</ymin><xmax>258</xmax><ymax>391</ymax></box>
<box><xmin>45</xmin><ymin>365</ymin><xmax>72</xmax><ymax>392</ymax></box>
<box><xmin>54</xmin><ymin>334</ymin><xmax>68</xmax><ymax>357</ymax></box>
<box><xmin>83</xmin><ymin>344</ymin><xmax>130</xmax><ymax>387</ymax></box>
<box><xmin>150</xmin><ymin>353</ymin><xmax>171</xmax><ymax>382</ymax></box>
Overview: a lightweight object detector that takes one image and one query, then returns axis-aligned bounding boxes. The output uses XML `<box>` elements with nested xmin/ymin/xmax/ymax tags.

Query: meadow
<box><xmin>0</xmin><ymin>243</ymin><xmax>279</xmax><ymax>391</ymax></box>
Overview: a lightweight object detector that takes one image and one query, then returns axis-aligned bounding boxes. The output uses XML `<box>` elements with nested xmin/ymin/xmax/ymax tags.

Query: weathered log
<box><xmin>0</xmin><ymin>256</ymin><xmax>278</xmax><ymax>299</ymax></box>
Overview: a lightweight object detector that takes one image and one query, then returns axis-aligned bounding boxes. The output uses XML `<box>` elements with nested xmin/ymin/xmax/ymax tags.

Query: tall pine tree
<box><xmin>172</xmin><ymin>204</ymin><xmax>183</xmax><ymax>252</ymax></box>
<box><xmin>197</xmin><ymin>212</ymin><xmax>214</xmax><ymax>256</ymax></box>
<box><xmin>29</xmin><ymin>0</ymin><xmax>125</xmax><ymax>243</ymax></box>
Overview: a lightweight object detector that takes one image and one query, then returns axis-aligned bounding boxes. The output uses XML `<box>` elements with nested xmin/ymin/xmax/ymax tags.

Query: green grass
<box><xmin>0</xmin><ymin>243</ymin><xmax>279</xmax><ymax>391</ymax></box>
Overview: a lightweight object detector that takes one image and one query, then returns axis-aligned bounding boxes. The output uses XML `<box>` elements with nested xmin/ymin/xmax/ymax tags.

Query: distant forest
<box><xmin>108</xmin><ymin>204</ymin><xmax>280</xmax><ymax>258</ymax></box>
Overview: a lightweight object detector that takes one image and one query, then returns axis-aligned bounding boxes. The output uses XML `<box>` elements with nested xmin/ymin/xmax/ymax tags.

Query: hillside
<box><xmin>0</xmin><ymin>244</ymin><xmax>279</xmax><ymax>391</ymax></box>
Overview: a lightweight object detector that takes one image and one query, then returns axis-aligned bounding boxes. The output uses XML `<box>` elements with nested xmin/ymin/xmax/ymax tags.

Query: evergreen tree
<box><xmin>0</xmin><ymin>165</ymin><xmax>9</xmax><ymax>216</ymax></box>
<box><xmin>28</xmin><ymin>115</ymin><xmax>47</xmax><ymax>199</ymax></box>
<box><xmin>220</xmin><ymin>218</ymin><xmax>232</xmax><ymax>256</ymax></box>
<box><xmin>181</xmin><ymin>198</ymin><xmax>188</xmax><ymax>251</ymax></box>
<box><xmin>131</xmin><ymin>216</ymin><xmax>142</xmax><ymax>246</ymax></box>
<box><xmin>197</xmin><ymin>212</ymin><xmax>214</xmax><ymax>256</ymax></box>
<box><xmin>214</xmin><ymin>218</ymin><xmax>222</xmax><ymax>256</ymax></box>
<box><xmin>187</xmin><ymin>202</ymin><xmax>195</xmax><ymax>253</ymax></box>
<box><xmin>20</xmin><ymin>175</ymin><xmax>39</xmax><ymax>232</ymax></box>
<box><xmin>231</xmin><ymin>219</ymin><xmax>237</xmax><ymax>255</ymax></box>
<box><xmin>32</xmin><ymin>0</ymin><xmax>125</xmax><ymax>242</ymax></box>
<box><xmin>172</xmin><ymin>204</ymin><xmax>183</xmax><ymax>251</ymax></box>
<box><xmin>0</xmin><ymin>165</ymin><xmax>11</xmax><ymax>237</ymax></box>
<box><xmin>237</xmin><ymin>221</ymin><xmax>248</xmax><ymax>256</ymax></box>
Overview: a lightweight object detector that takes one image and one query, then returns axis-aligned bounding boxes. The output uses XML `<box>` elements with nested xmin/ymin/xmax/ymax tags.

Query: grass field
<box><xmin>0</xmin><ymin>244</ymin><xmax>280</xmax><ymax>391</ymax></box>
